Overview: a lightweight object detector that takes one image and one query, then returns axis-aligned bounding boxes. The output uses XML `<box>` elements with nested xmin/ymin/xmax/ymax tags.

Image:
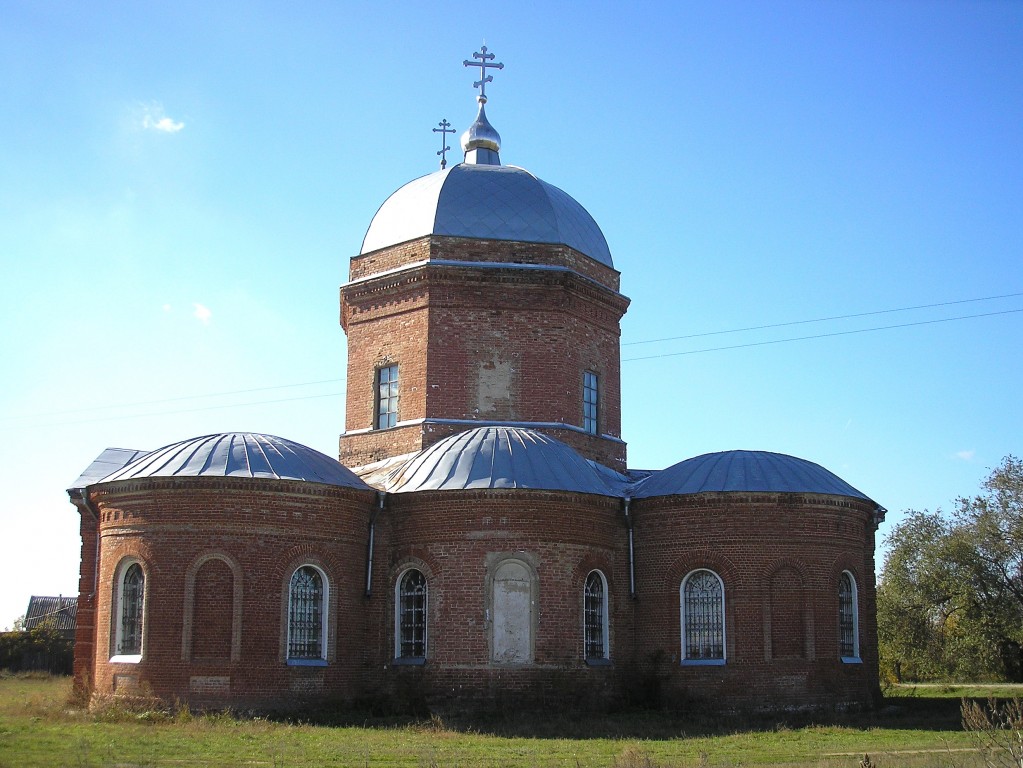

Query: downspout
<box><xmin>623</xmin><ymin>496</ymin><xmax>636</xmax><ymax>600</ymax></box>
<box><xmin>365</xmin><ymin>491</ymin><xmax>386</xmax><ymax>598</ymax></box>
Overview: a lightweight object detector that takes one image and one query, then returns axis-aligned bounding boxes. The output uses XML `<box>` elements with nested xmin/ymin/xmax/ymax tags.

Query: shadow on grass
<box><xmin>260</xmin><ymin>693</ymin><xmax>970</xmax><ymax>740</ymax></box>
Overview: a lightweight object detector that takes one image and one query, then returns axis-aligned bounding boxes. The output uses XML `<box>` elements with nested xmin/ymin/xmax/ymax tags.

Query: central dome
<box><xmin>360</xmin><ymin>163</ymin><xmax>614</xmax><ymax>268</ymax></box>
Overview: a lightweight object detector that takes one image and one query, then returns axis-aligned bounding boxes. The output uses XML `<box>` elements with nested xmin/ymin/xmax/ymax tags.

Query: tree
<box><xmin>878</xmin><ymin>456</ymin><xmax>1023</xmax><ymax>682</ymax></box>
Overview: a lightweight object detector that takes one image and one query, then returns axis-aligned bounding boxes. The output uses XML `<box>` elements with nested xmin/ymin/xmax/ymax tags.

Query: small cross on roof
<box><xmin>432</xmin><ymin>119</ymin><xmax>454</xmax><ymax>169</ymax></box>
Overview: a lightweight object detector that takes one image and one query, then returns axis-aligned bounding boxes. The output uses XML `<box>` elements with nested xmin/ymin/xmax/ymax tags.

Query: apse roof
<box><xmin>381</xmin><ymin>426</ymin><xmax>616</xmax><ymax>496</ymax></box>
<box><xmin>93</xmin><ymin>432</ymin><xmax>372</xmax><ymax>490</ymax></box>
<box><xmin>360</xmin><ymin>164</ymin><xmax>614</xmax><ymax>268</ymax></box>
<box><xmin>629</xmin><ymin>450</ymin><xmax>872</xmax><ymax>501</ymax></box>
<box><xmin>70</xmin><ymin>447</ymin><xmax>148</xmax><ymax>489</ymax></box>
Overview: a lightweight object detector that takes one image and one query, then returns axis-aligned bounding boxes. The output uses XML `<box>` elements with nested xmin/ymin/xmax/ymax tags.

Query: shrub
<box><xmin>0</xmin><ymin>624</ymin><xmax>73</xmax><ymax>674</ymax></box>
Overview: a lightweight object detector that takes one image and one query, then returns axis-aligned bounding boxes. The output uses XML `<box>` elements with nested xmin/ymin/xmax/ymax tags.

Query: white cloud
<box><xmin>955</xmin><ymin>450</ymin><xmax>976</xmax><ymax>462</ymax></box>
<box><xmin>162</xmin><ymin>303</ymin><xmax>172</xmax><ymax>313</ymax></box>
<box><xmin>193</xmin><ymin>303</ymin><xmax>212</xmax><ymax>324</ymax></box>
<box><xmin>139</xmin><ymin>102</ymin><xmax>184</xmax><ymax>133</ymax></box>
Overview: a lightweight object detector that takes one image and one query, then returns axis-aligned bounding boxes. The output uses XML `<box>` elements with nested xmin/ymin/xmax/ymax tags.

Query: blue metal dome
<box><xmin>382</xmin><ymin>426</ymin><xmax>615</xmax><ymax>495</ymax></box>
<box><xmin>630</xmin><ymin>450</ymin><xmax>872</xmax><ymax>501</ymax></box>
<box><xmin>360</xmin><ymin>163</ymin><xmax>614</xmax><ymax>268</ymax></box>
<box><xmin>97</xmin><ymin>432</ymin><xmax>372</xmax><ymax>490</ymax></box>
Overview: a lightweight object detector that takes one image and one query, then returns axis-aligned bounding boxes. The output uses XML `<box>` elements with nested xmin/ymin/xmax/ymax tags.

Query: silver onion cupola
<box><xmin>461</xmin><ymin>45</ymin><xmax>503</xmax><ymax>165</ymax></box>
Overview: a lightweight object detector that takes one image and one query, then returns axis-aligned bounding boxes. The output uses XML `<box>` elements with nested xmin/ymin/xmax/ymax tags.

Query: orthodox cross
<box><xmin>433</xmin><ymin>119</ymin><xmax>454</xmax><ymax>169</ymax></box>
<box><xmin>463</xmin><ymin>45</ymin><xmax>503</xmax><ymax>101</ymax></box>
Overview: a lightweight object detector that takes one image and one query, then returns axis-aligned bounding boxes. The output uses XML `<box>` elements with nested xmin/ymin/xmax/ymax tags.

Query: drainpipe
<box><xmin>623</xmin><ymin>496</ymin><xmax>636</xmax><ymax>600</ymax></box>
<box><xmin>365</xmin><ymin>491</ymin><xmax>385</xmax><ymax>598</ymax></box>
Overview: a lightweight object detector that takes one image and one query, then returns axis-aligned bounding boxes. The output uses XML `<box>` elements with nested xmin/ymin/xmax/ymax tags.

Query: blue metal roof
<box><xmin>382</xmin><ymin>426</ymin><xmax>616</xmax><ymax>495</ymax></box>
<box><xmin>360</xmin><ymin>163</ymin><xmax>614</xmax><ymax>268</ymax></box>
<box><xmin>70</xmin><ymin>447</ymin><xmax>148</xmax><ymax>489</ymax></box>
<box><xmin>95</xmin><ymin>433</ymin><xmax>372</xmax><ymax>491</ymax></box>
<box><xmin>630</xmin><ymin>450</ymin><xmax>872</xmax><ymax>501</ymax></box>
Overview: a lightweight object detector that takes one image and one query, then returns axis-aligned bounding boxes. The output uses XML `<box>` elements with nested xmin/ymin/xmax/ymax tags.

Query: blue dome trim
<box><xmin>360</xmin><ymin>164</ymin><xmax>613</xmax><ymax>268</ymax></box>
<box><xmin>382</xmin><ymin>426</ymin><xmax>616</xmax><ymax>495</ymax></box>
<box><xmin>630</xmin><ymin>450</ymin><xmax>871</xmax><ymax>501</ymax></box>
<box><xmin>97</xmin><ymin>433</ymin><xmax>372</xmax><ymax>491</ymax></box>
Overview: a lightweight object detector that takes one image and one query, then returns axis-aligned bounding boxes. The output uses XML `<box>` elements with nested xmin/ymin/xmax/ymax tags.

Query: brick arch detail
<box><xmin>107</xmin><ymin>552</ymin><xmax>150</xmax><ymax>660</ymax></box>
<box><xmin>276</xmin><ymin>547</ymin><xmax>344</xmax><ymax>663</ymax></box>
<box><xmin>762</xmin><ymin>558</ymin><xmax>813</xmax><ymax>662</ymax></box>
<box><xmin>829</xmin><ymin>554</ymin><xmax>866</xmax><ymax>661</ymax></box>
<box><xmin>181</xmin><ymin>552</ymin><xmax>243</xmax><ymax>662</ymax></box>
<box><xmin>391</xmin><ymin>557</ymin><xmax>433</xmax><ymax>661</ymax></box>
<box><xmin>662</xmin><ymin>549</ymin><xmax>740</xmax><ymax>591</ymax></box>
<box><xmin>662</xmin><ymin>550</ymin><xmax>739</xmax><ymax>663</ymax></box>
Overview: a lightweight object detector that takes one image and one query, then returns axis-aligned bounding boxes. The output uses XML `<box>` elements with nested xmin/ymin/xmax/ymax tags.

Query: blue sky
<box><xmin>1</xmin><ymin>1</ymin><xmax>1020</xmax><ymax>627</ymax></box>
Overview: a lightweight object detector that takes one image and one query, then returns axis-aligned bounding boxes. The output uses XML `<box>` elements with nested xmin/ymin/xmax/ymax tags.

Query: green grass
<box><xmin>885</xmin><ymin>682</ymin><xmax>1023</xmax><ymax>700</ymax></box>
<box><xmin>0</xmin><ymin>673</ymin><xmax>1013</xmax><ymax>767</ymax></box>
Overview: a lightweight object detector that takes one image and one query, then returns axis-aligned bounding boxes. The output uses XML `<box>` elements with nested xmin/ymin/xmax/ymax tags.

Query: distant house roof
<box><xmin>24</xmin><ymin>595</ymin><xmax>77</xmax><ymax>639</ymax></box>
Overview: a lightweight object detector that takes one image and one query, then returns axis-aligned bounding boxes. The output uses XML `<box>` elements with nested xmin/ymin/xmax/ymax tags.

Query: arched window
<box><xmin>115</xmin><ymin>561</ymin><xmax>145</xmax><ymax>659</ymax></box>
<box><xmin>584</xmin><ymin>570</ymin><xmax>609</xmax><ymax>661</ymax></box>
<box><xmin>680</xmin><ymin>569</ymin><xmax>725</xmax><ymax>664</ymax></box>
<box><xmin>396</xmin><ymin>569</ymin><xmax>427</xmax><ymax>660</ymax></box>
<box><xmin>288</xmin><ymin>566</ymin><xmax>326</xmax><ymax>662</ymax></box>
<box><xmin>839</xmin><ymin>571</ymin><xmax>860</xmax><ymax>661</ymax></box>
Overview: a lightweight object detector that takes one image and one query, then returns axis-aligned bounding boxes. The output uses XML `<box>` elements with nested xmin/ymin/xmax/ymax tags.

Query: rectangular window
<box><xmin>583</xmin><ymin>371</ymin><xmax>599</xmax><ymax>435</ymax></box>
<box><xmin>375</xmin><ymin>364</ymin><xmax>398</xmax><ymax>429</ymax></box>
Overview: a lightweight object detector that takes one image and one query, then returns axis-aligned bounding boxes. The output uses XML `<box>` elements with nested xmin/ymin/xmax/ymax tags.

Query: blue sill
<box><xmin>841</xmin><ymin>656</ymin><xmax>863</xmax><ymax>665</ymax></box>
<box><xmin>391</xmin><ymin>656</ymin><xmax>427</xmax><ymax>666</ymax></box>
<box><xmin>681</xmin><ymin>658</ymin><xmax>726</xmax><ymax>666</ymax></box>
<box><xmin>585</xmin><ymin>657</ymin><xmax>613</xmax><ymax>667</ymax></box>
<box><xmin>287</xmin><ymin>658</ymin><xmax>328</xmax><ymax>667</ymax></box>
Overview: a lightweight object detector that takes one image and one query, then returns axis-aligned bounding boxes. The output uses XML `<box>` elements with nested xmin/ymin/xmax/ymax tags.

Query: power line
<box><xmin>9</xmin><ymin>294</ymin><xmax>1021</xmax><ymax>428</ymax></box>
<box><xmin>622</xmin><ymin>308</ymin><xmax>1023</xmax><ymax>362</ymax></box>
<box><xmin>2</xmin><ymin>377</ymin><xmax>345</xmax><ymax>423</ymax></box>
<box><xmin>44</xmin><ymin>391</ymin><xmax>346</xmax><ymax>428</ymax></box>
<box><xmin>622</xmin><ymin>291</ymin><xmax>1023</xmax><ymax>346</ymax></box>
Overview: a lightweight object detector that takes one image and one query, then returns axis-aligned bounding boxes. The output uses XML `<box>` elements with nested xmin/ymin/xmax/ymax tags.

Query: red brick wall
<box><xmin>84</xmin><ymin>479</ymin><xmax>378</xmax><ymax>709</ymax></box>
<box><xmin>350</xmin><ymin>236</ymin><xmax>621</xmax><ymax>292</ymax></box>
<box><xmin>628</xmin><ymin>492</ymin><xmax>880</xmax><ymax>709</ymax></box>
<box><xmin>340</xmin><ymin>241</ymin><xmax>630</xmax><ymax>469</ymax></box>
<box><xmin>371</xmin><ymin>489</ymin><xmax>627</xmax><ymax>706</ymax></box>
<box><xmin>70</xmin><ymin>495</ymin><xmax>99</xmax><ymax>691</ymax></box>
<box><xmin>75</xmin><ymin>481</ymin><xmax>879</xmax><ymax>711</ymax></box>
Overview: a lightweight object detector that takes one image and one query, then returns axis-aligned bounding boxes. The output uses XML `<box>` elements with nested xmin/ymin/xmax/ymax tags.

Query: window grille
<box><xmin>839</xmin><ymin>572</ymin><xmax>858</xmax><ymax>658</ymax></box>
<box><xmin>376</xmin><ymin>364</ymin><xmax>399</xmax><ymax>429</ymax></box>
<box><xmin>584</xmin><ymin>571</ymin><xmax>606</xmax><ymax>659</ymax></box>
<box><xmin>583</xmin><ymin>371</ymin><xmax>599</xmax><ymax>435</ymax></box>
<box><xmin>682</xmin><ymin>570</ymin><xmax>724</xmax><ymax>661</ymax></box>
<box><xmin>398</xmin><ymin>569</ymin><xmax>427</xmax><ymax>658</ymax></box>
<box><xmin>119</xmin><ymin>563</ymin><xmax>144</xmax><ymax>655</ymax></box>
<box><xmin>289</xmin><ymin>566</ymin><xmax>324</xmax><ymax>659</ymax></box>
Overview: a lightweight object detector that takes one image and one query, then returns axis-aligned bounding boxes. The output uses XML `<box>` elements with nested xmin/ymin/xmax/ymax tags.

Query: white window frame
<box><xmin>287</xmin><ymin>565</ymin><xmax>328</xmax><ymax>666</ymax></box>
<box><xmin>394</xmin><ymin>568</ymin><xmax>428</xmax><ymax>663</ymax></box>
<box><xmin>583</xmin><ymin>371</ymin><xmax>599</xmax><ymax>435</ymax></box>
<box><xmin>839</xmin><ymin>570</ymin><xmax>861</xmax><ymax>663</ymax></box>
<box><xmin>680</xmin><ymin>568</ymin><xmax>726</xmax><ymax>665</ymax></box>
<box><xmin>111</xmin><ymin>558</ymin><xmax>145</xmax><ymax>663</ymax></box>
<box><xmin>583</xmin><ymin>570</ymin><xmax>610</xmax><ymax>663</ymax></box>
<box><xmin>375</xmin><ymin>364</ymin><xmax>399</xmax><ymax>430</ymax></box>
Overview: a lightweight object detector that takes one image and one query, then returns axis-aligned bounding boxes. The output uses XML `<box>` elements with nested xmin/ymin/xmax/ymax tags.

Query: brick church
<box><xmin>68</xmin><ymin>48</ymin><xmax>884</xmax><ymax>712</ymax></box>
